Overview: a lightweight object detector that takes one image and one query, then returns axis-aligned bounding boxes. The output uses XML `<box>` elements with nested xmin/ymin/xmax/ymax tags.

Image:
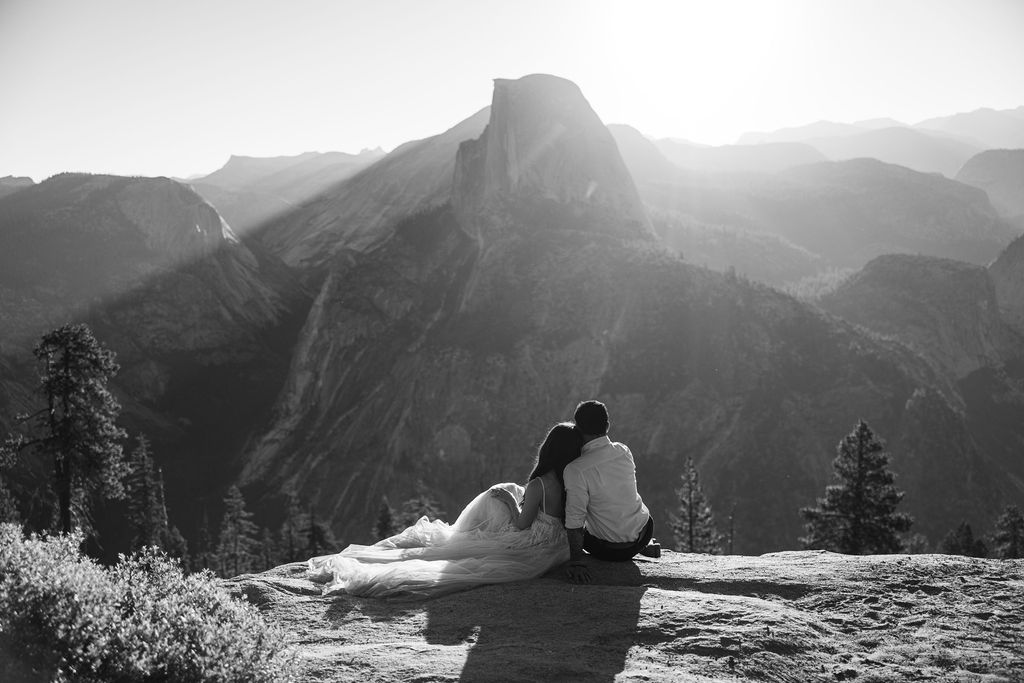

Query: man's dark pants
<box><xmin>583</xmin><ymin>515</ymin><xmax>655</xmax><ymax>562</ymax></box>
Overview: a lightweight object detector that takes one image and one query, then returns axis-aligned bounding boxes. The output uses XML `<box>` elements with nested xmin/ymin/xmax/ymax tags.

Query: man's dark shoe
<box><xmin>639</xmin><ymin>539</ymin><xmax>661</xmax><ymax>558</ymax></box>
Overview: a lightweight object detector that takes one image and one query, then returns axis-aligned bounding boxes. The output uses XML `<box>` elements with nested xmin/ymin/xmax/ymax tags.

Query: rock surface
<box><xmin>957</xmin><ymin>149</ymin><xmax>1024</xmax><ymax>222</ymax></box>
<box><xmin>820</xmin><ymin>254</ymin><xmax>1023</xmax><ymax>379</ymax></box>
<box><xmin>226</xmin><ymin>550</ymin><xmax>1024</xmax><ymax>682</ymax></box>
<box><xmin>453</xmin><ymin>75</ymin><xmax>651</xmax><ymax>241</ymax></box>
<box><xmin>991</xmin><ymin>233</ymin><xmax>1024</xmax><ymax>333</ymax></box>
<box><xmin>257</xmin><ymin>107</ymin><xmax>490</xmax><ymax>271</ymax></box>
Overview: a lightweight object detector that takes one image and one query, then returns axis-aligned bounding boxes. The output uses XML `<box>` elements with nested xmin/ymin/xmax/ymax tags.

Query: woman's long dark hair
<box><xmin>526</xmin><ymin>422</ymin><xmax>583</xmax><ymax>518</ymax></box>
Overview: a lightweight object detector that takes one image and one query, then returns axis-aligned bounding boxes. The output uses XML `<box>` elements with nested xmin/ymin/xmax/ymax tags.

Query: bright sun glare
<box><xmin>582</xmin><ymin>1</ymin><xmax>806</xmax><ymax>143</ymax></box>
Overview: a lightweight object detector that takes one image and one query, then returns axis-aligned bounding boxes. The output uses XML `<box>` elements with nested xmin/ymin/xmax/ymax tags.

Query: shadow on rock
<box><xmin>424</xmin><ymin>561</ymin><xmax>645</xmax><ymax>682</ymax></box>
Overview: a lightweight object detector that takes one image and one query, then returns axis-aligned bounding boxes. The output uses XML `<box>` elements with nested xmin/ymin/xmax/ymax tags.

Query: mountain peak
<box><xmin>453</xmin><ymin>74</ymin><xmax>652</xmax><ymax>240</ymax></box>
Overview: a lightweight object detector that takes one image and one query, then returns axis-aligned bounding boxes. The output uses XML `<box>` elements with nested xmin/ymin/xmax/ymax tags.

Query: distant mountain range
<box><xmin>1</xmin><ymin>79</ymin><xmax>1022</xmax><ymax>557</ymax></box>
<box><xmin>735</xmin><ymin>106</ymin><xmax>1024</xmax><ymax>178</ymax></box>
<box><xmin>0</xmin><ymin>173</ymin><xmax>309</xmax><ymax>542</ymax></box>
<box><xmin>187</xmin><ymin>149</ymin><xmax>384</xmax><ymax>238</ymax></box>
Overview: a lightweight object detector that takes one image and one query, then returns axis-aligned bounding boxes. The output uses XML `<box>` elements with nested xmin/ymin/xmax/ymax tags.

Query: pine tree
<box><xmin>1</xmin><ymin>324</ymin><xmax>128</xmax><ymax>533</ymax></box>
<box><xmin>800</xmin><ymin>420</ymin><xmax>913</xmax><ymax>554</ymax></box>
<box><xmin>277</xmin><ymin>489</ymin><xmax>307</xmax><ymax>563</ymax></box>
<box><xmin>671</xmin><ymin>457</ymin><xmax>723</xmax><ymax>553</ymax></box>
<box><xmin>164</xmin><ymin>523</ymin><xmax>189</xmax><ymax>564</ymax></box>
<box><xmin>940</xmin><ymin>521</ymin><xmax>988</xmax><ymax>557</ymax></box>
<box><xmin>216</xmin><ymin>485</ymin><xmax>259</xmax><ymax>577</ymax></box>
<box><xmin>305</xmin><ymin>507</ymin><xmax>337</xmax><ymax>558</ymax></box>
<box><xmin>725</xmin><ymin>503</ymin><xmax>736</xmax><ymax>555</ymax></box>
<box><xmin>192</xmin><ymin>508</ymin><xmax>217</xmax><ymax>573</ymax></box>
<box><xmin>126</xmin><ymin>435</ymin><xmax>165</xmax><ymax>550</ymax></box>
<box><xmin>990</xmin><ymin>505</ymin><xmax>1024</xmax><ymax>559</ymax></box>
<box><xmin>258</xmin><ymin>527</ymin><xmax>277</xmax><ymax>570</ymax></box>
<box><xmin>0</xmin><ymin>444</ymin><xmax>19</xmax><ymax>524</ymax></box>
<box><xmin>374</xmin><ymin>496</ymin><xmax>399</xmax><ymax>539</ymax></box>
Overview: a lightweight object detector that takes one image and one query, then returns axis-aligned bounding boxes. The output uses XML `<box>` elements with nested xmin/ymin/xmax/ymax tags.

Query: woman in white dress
<box><xmin>307</xmin><ymin>422</ymin><xmax>583</xmax><ymax>599</ymax></box>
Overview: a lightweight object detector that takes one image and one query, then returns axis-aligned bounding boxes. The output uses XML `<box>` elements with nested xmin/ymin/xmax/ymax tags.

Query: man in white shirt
<box><xmin>563</xmin><ymin>400</ymin><xmax>655</xmax><ymax>584</ymax></box>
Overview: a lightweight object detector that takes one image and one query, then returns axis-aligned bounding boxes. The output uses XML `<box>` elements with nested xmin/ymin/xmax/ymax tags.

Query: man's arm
<box><xmin>562</xmin><ymin>466</ymin><xmax>592</xmax><ymax>584</ymax></box>
<box><xmin>566</xmin><ymin>526</ymin><xmax>586</xmax><ymax>561</ymax></box>
<box><xmin>565</xmin><ymin>527</ymin><xmax>591</xmax><ymax>584</ymax></box>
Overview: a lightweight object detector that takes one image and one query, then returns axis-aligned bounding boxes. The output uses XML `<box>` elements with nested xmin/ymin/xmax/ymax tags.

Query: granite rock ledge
<box><xmin>225</xmin><ymin>550</ymin><xmax>1024</xmax><ymax>682</ymax></box>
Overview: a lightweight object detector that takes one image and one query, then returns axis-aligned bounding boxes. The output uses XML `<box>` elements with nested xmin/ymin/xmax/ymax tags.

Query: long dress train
<box><xmin>307</xmin><ymin>483</ymin><xmax>568</xmax><ymax>599</ymax></box>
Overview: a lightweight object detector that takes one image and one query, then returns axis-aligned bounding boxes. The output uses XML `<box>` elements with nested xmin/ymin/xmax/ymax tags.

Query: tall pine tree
<box><xmin>216</xmin><ymin>485</ymin><xmax>259</xmax><ymax>577</ymax></box>
<box><xmin>277</xmin><ymin>489</ymin><xmax>307</xmax><ymax>563</ymax></box>
<box><xmin>671</xmin><ymin>457</ymin><xmax>723</xmax><ymax>553</ymax></box>
<box><xmin>991</xmin><ymin>505</ymin><xmax>1024</xmax><ymax>559</ymax></box>
<box><xmin>801</xmin><ymin>420</ymin><xmax>913</xmax><ymax>554</ymax></box>
<box><xmin>0</xmin><ymin>443</ymin><xmax>19</xmax><ymax>524</ymax></box>
<box><xmin>126</xmin><ymin>434</ymin><xmax>165</xmax><ymax>550</ymax></box>
<box><xmin>305</xmin><ymin>506</ymin><xmax>337</xmax><ymax>558</ymax></box>
<box><xmin>1</xmin><ymin>324</ymin><xmax>128</xmax><ymax>533</ymax></box>
<box><xmin>192</xmin><ymin>508</ymin><xmax>217</xmax><ymax>573</ymax></box>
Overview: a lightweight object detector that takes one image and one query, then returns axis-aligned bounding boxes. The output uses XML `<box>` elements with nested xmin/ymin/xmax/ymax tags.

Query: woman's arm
<box><xmin>489</xmin><ymin>486</ymin><xmax>522</xmax><ymax>524</ymax></box>
<box><xmin>514</xmin><ymin>479</ymin><xmax>544</xmax><ymax>530</ymax></box>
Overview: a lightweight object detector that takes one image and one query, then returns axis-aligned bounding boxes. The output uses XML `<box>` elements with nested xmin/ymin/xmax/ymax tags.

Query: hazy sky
<box><xmin>2</xmin><ymin>0</ymin><xmax>1023</xmax><ymax>181</ymax></box>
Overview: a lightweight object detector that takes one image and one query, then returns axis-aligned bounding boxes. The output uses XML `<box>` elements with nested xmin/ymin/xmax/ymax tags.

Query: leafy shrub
<box><xmin>0</xmin><ymin>523</ymin><xmax>296</xmax><ymax>681</ymax></box>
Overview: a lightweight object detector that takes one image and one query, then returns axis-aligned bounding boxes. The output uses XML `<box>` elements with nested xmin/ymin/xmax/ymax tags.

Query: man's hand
<box><xmin>565</xmin><ymin>526</ymin><xmax>590</xmax><ymax>583</ymax></box>
<box><xmin>565</xmin><ymin>559</ymin><xmax>592</xmax><ymax>584</ymax></box>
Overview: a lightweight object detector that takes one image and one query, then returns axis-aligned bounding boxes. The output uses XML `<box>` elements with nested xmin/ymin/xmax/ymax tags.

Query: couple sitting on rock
<box><xmin>308</xmin><ymin>400</ymin><xmax>658</xmax><ymax>598</ymax></box>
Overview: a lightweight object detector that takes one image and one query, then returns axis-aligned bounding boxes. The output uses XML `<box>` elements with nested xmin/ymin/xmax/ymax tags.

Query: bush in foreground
<box><xmin>0</xmin><ymin>523</ymin><xmax>296</xmax><ymax>681</ymax></box>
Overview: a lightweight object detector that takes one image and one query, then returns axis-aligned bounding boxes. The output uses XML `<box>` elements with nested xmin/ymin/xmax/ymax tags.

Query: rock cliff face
<box><xmin>820</xmin><ymin>254</ymin><xmax>1023</xmax><ymax>379</ymax></box>
<box><xmin>240</xmin><ymin>76</ymin><xmax>1013</xmax><ymax>554</ymax></box>
<box><xmin>190</xmin><ymin>150</ymin><xmax>384</xmax><ymax>237</ymax></box>
<box><xmin>256</xmin><ymin>108</ymin><xmax>490</xmax><ymax>272</ymax></box>
<box><xmin>990</xmin><ymin>232</ymin><xmax>1024</xmax><ymax>333</ymax></box>
<box><xmin>0</xmin><ymin>173</ymin><xmax>308</xmax><ymax>550</ymax></box>
<box><xmin>957</xmin><ymin>149</ymin><xmax>1024</xmax><ymax>221</ymax></box>
<box><xmin>227</xmin><ymin>551</ymin><xmax>1024</xmax><ymax>682</ymax></box>
<box><xmin>0</xmin><ymin>174</ymin><xmax>292</xmax><ymax>351</ymax></box>
<box><xmin>453</xmin><ymin>75</ymin><xmax>651</xmax><ymax>240</ymax></box>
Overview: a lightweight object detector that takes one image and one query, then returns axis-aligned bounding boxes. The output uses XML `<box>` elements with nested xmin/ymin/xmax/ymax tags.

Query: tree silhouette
<box><xmin>125</xmin><ymin>434</ymin><xmax>188</xmax><ymax>560</ymax></box>
<box><xmin>305</xmin><ymin>506</ymin><xmax>337</xmax><ymax>558</ymax></box>
<box><xmin>277</xmin><ymin>489</ymin><xmax>307</xmax><ymax>563</ymax></box>
<box><xmin>191</xmin><ymin>508</ymin><xmax>217</xmax><ymax>573</ymax></box>
<box><xmin>1</xmin><ymin>324</ymin><xmax>128</xmax><ymax>534</ymax></box>
<box><xmin>216</xmin><ymin>485</ymin><xmax>259</xmax><ymax>577</ymax></box>
<box><xmin>374</xmin><ymin>496</ymin><xmax>399</xmax><ymax>539</ymax></box>
<box><xmin>800</xmin><ymin>420</ymin><xmax>913</xmax><ymax>554</ymax></box>
<box><xmin>671</xmin><ymin>457</ymin><xmax>723</xmax><ymax>553</ymax></box>
<box><xmin>126</xmin><ymin>434</ymin><xmax>166</xmax><ymax>550</ymax></box>
<box><xmin>940</xmin><ymin>521</ymin><xmax>988</xmax><ymax>557</ymax></box>
<box><xmin>990</xmin><ymin>505</ymin><xmax>1024</xmax><ymax>559</ymax></box>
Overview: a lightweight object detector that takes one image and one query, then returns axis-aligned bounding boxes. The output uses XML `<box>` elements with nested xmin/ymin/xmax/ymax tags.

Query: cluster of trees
<box><xmin>673</xmin><ymin>418</ymin><xmax>1024</xmax><ymax>559</ymax></box>
<box><xmin>0</xmin><ymin>323</ymin><xmax>343</xmax><ymax>578</ymax></box>
<box><xmin>1</xmin><ymin>324</ymin><xmax>135</xmax><ymax>535</ymax></box>
<box><xmin>190</xmin><ymin>486</ymin><xmax>339</xmax><ymax>577</ymax></box>
<box><xmin>6</xmin><ymin>324</ymin><xmax>1021</xmax><ymax>572</ymax></box>
<box><xmin>0</xmin><ymin>324</ymin><xmax>194</xmax><ymax>559</ymax></box>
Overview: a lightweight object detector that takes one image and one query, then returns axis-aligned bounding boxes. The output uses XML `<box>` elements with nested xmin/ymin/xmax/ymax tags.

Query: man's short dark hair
<box><xmin>574</xmin><ymin>400</ymin><xmax>609</xmax><ymax>436</ymax></box>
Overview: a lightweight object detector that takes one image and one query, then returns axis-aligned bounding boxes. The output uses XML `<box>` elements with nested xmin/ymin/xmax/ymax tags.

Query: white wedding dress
<box><xmin>307</xmin><ymin>483</ymin><xmax>568</xmax><ymax>599</ymax></box>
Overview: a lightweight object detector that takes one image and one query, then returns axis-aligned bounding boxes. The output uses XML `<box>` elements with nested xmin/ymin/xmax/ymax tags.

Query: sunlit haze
<box><xmin>2</xmin><ymin>0</ymin><xmax>1023</xmax><ymax>181</ymax></box>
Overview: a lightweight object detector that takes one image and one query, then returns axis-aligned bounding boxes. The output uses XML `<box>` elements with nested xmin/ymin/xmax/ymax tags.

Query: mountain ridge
<box><xmin>237</xmin><ymin>76</ymin><xmax>1012</xmax><ymax>553</ymax></box>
